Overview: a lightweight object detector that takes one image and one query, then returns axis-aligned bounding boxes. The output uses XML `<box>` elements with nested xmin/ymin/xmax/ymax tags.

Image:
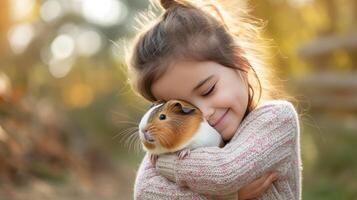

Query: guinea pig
<box><xmin>138</xmin><ymin>100</ymin><xmax>223</xmax><ymax>164</ymax></box>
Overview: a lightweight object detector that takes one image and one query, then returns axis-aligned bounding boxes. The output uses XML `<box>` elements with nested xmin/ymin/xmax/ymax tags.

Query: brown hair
<box><xmin>126</xmin><ymin>0</ymin><xmax>284</xmax><ymax>114</ymax></box>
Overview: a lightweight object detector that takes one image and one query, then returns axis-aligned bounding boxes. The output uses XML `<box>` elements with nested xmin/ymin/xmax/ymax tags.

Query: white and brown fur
<box><xmin>138</xmin><ymin>100</ymin><xmax>223</xmax><ymax>163</ymax></box>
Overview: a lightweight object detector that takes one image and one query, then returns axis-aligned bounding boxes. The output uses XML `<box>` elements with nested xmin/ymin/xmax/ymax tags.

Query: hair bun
<box><xmin>160</xmin><ymin>0</ymin><xmax>179</xmax><ymax>10</ymax></box>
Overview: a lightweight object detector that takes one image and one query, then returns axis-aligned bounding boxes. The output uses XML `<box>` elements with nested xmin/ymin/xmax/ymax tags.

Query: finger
<box><xmin>150</xmin><ymin>154</ymin><xmax>158</xmax><ymax>166</ymax></box>
<box><xmin>249</xmin><ymin>172</ymin><xmax>274</xmax><ymax>188</ymax></box>
<box><xmin>238</xmin><ymin>172</ymin><xmax>279</xmax><ymax>199</ymax></box>
<box><xmin>255</xmin><ymin>173</ymin><xmax>278</xmax><ymax>194</ymax></box>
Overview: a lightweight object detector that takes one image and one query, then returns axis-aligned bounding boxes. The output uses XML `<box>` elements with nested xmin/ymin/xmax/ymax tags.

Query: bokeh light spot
<box><xmin>51</xmin><ymin>34</ymin><xmax>75</xmax><ymax>59</ymax></box>
<box><xmin>7</xmin><ymin>23</ymin><xmax>35</xmax><ymax>54</ymax></box>
<box><xmin>76</xmin><ymin>30</ymin><xmax>102</xmax><ymax>57</ymax></box>
<box><xmin>49</xmin><ymin>58</ymin><xmax>74</xmax><ymax>78</ymax></box>
<box><xmin>40</xmin><ymin>0</ymin><xmax>63</xmax><ymax>22</ymax></box>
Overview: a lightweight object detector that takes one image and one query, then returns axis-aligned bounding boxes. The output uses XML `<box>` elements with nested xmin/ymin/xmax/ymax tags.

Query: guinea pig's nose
<box><xmin>144</xmin><ymin>130</ymin><xmax>155</xmax><ymax>143</ymax></box>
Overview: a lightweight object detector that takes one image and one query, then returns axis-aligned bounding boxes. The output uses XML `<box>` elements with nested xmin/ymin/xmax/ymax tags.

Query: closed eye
<box><xmin>202</xmin><ymin>84</ymin><xmax>215</xmax><ymax>97</ymax></box>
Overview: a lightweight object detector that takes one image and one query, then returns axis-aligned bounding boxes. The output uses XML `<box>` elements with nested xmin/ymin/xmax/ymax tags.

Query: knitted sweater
<box><xmin>134</xmin><ymin>100</ymin><xmax>302</xmax><ymax>200</ymax></box>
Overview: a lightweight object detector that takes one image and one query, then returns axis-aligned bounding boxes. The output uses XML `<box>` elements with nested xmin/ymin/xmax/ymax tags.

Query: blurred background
<box><xmin>0</xmin><ymin>0</ymin><xmax>356</xmax><ymax>199</ymax></box>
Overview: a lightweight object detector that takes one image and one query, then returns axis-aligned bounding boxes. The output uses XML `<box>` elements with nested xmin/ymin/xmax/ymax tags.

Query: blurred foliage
<box><xmin>0</xmin><ymin>0</ymin><xmax>356</xmax><ymax>199</ymax></box>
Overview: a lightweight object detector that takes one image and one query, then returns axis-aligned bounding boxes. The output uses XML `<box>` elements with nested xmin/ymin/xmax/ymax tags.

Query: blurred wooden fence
<box><xmin>294</xmin><ymin>72</ymin><xmax>357</xmax><ymax>112</ymax></box>
<box><xmin>297</xmin><ymin>22</ymin><xmax>357</xmax><ymax>113</ymax></box>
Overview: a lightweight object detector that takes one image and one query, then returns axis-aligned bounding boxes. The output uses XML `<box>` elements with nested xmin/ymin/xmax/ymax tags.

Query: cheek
<box><xmin>219</xmin><ymin>87</ymin><xmax>248</xmax><ymax>126</ymax></box>
<box><xmin>216</xmin><ymin>86</ymin><xmax>248</xmax><ymax>108</ymax></box>
<box><xmin>220</xmin><ymin>111</ymin><xmax>240</xmax><ymax>141</ymax></box>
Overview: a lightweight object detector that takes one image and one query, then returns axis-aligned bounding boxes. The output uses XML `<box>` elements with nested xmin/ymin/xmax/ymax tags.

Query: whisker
<box><xmin>133</xmin><ymin>133</ymin><xmax>142</xmax><ymax>153</ymax></box>
<box><xmin>114</xmin><ymin>127</ymin><xmax>139</xmax><ymax>146</ymax></box>
<box><xmin>126</xmin><ymin>133</ymin><xmax>134</xmax><ymax>151</ymax></box>
<box><xmin>132</xmin><ymin>132</ymin><xmax>142</xmax><ymax>154</ymax></box>
<box><xmin>124</xmin><ymin>131</ymin><xmax>138</xmax><ymax>151</ymax></box>
<box><xmin>113</xmin><ymin>126</ymin><xmax>137</xmax><ymax>138</ymax></box>
<box><xmin>115</xmin><ymin>120</ymin><xmax>139</xmax><ymax>126</ymax></box>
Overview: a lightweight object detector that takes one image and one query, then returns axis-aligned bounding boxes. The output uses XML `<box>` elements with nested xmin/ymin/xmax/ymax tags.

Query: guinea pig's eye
<box><xmin>159</xmin><ymin>114</ymin><xmax>166</xmax><ymax>120</ymax></box>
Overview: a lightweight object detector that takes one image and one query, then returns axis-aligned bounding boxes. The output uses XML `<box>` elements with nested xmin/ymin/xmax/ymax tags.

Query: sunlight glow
<box><xmin>81</xmin><ymin>0</ymin><xmax>128</xmax><ymax>26</ymax></box>
<box><xmin>287</xmin><ymin>0</ymin><xmax>314</xmax><ymax>8</ymax></box>
<box><xmin>10</xmin><ymin>0</ymin><xmax>36</xmax><ymax>21</ymax></box>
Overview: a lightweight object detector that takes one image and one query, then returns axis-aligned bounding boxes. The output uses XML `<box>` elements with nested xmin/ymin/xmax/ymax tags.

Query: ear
<box><xmin>174</xmin><ymin>102</ymin><xmax>196</xmax><ymax>114</ymax></box>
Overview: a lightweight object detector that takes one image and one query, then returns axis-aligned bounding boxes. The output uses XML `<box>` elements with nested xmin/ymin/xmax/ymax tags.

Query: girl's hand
<box><xmin>238</xmin><ymin>172</ymin><xmax>278</xmax><ymax>200</ymax></box>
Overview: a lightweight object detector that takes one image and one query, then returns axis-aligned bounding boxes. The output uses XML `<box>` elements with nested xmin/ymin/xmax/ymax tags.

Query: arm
<box><xmin>134</xmin><ymin>153</ymin><xmax>238</xmax><ymax>199</ymax></box>
<box><xmin>156</xmin><ymin>100</ymin><xmax>299</xmax><ymax>196</ymax></box>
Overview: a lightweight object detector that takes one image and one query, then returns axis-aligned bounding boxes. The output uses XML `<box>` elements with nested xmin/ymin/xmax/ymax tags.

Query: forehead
<box><xmin>151</xmin><ymin>61</ymin><xmax>218</xmax><ymax>101</ymax></box>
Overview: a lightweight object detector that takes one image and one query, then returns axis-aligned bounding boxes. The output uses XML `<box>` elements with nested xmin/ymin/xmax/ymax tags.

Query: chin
<box><xmin>222</xmin><ymin>123</ymin><xmax>239</xmax><ymax>142</ymax></box>
<box><xmin>221</xmin><ymin>129</ymin><xmax>233</xmax><ymax>141</ymax></box>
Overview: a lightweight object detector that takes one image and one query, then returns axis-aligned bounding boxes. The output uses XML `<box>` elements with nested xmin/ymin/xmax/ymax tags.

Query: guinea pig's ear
<box><xmin>174</xmin><ymin>102</ymin><xmax>196</xmax><ymax>114</ymax></box>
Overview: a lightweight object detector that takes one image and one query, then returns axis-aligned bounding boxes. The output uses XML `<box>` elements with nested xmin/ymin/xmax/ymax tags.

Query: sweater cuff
<box><xmin>156</xmin><ymin>154</ymin><xmax>177</xmax><ymax>183</ymax></box>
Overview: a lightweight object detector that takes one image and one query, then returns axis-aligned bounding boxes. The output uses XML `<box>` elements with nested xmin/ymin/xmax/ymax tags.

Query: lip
<box><xmin>140</xmin><ymin>130</ymin><xmax>155</xmax><ymax>143</ymax></box>
<box><xmin>213</xmin><ymin>109</ymin><xmax>229</xmax><ymax>127</ymax></box>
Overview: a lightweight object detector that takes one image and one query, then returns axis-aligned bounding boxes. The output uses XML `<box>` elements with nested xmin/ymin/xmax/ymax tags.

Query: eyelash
<box><xmin>202</xmin><ymin>84</ymin><xmax>216</xmax><ymax>97</ymax></box>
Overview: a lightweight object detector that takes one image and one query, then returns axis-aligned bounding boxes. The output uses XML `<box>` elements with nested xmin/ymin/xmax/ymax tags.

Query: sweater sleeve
<box><xmin>156</xmin><ymin>100</ymin><xmax>299</xmax><ymax>196</ymax></box>
<box><xmin>134</xmin><ymin>153</ymin><xmax>238</xmax><ymax>199</ymax></box>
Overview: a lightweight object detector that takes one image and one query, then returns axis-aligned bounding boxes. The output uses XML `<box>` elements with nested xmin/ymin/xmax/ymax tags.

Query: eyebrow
<box><xmin>193</xmin><ymin>75</ymin><xmax>214</xmax><ymax>92</ymax></box>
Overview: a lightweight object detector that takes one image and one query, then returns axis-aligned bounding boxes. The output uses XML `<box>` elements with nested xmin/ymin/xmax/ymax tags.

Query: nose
<box><xmin>195</xmin><ymin>102</ymin><xmax>215</xmax><ymax>121</ymax></box>
<box><xmin>142</xmin><ymin>128</ymin><xmax>155</xmax><ymax>142</ymax></box>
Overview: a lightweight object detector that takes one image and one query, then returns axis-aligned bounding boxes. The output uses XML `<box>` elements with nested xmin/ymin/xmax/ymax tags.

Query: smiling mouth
<box><xmin>213</xmin><ymin>109</ymin><xmax>229</xmax><ymax>127</ymax></box>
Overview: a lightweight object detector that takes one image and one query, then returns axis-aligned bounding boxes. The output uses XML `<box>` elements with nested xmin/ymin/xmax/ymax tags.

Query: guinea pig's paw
<box><xmin>150</xmin><ymin>154</ymin><xmax>159</xmax><ymax>165</ymax></box>
<box><xmin>177</xmin><ymin>149</ymin><xmax>191</xmax><ymax>160</ymax></box>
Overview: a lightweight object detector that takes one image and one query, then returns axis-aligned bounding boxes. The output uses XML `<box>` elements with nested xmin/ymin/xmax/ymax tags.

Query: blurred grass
<box><xmin>301</xmin><ymin>115</ymin><xmax>357</xmax><ymax>200</ymax></box>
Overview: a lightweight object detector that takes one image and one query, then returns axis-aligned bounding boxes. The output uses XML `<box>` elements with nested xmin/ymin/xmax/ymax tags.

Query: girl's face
<box><xmin>151</xmin><ymin>61</ymin><xmax>249</xmax><ymax>141</ymax></box>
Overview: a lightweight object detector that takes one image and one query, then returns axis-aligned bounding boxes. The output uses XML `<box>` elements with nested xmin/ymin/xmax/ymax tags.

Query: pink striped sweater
<box><xmin>134</xmin><ymin>100</ymin><xmax>302</xmax><ymax>199</ymax></box>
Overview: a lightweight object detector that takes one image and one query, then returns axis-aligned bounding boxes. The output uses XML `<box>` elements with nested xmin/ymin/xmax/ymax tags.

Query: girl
<box><xmin>127</xmin><ymin>0</ymin><xmax>301</xmax><ymax>199</ymax></box>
